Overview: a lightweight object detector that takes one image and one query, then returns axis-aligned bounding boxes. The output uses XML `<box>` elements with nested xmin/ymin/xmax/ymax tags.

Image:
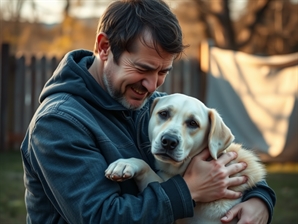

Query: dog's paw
<box><xmin>105</xmin><ymin>158</ymin><xmax>142</xmax><ymax>182</ymax></box>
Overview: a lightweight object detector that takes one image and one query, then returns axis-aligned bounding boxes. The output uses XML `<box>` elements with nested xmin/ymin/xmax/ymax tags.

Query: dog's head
<box><xmin>148</xmin><ymin>93</ymin><xmax>234</xmax><ymax>165</ymax></box>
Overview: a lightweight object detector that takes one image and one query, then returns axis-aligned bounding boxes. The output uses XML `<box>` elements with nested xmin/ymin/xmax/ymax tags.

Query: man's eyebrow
<box><xmin>161</xmin><ymin>67</ymin><xmax>172</xmax><ymax>73</ymax></box>
<box><xmin>134</xmin><ymin>62</ymin><xmax>172</xmax><ymax>72</ymax></box>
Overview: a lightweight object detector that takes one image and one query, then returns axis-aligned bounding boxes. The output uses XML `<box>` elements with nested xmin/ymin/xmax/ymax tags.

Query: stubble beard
<box><xmin>102</xmin><ymin>70</ymin><xmax>150</xmax><ymax>110</ymax></box>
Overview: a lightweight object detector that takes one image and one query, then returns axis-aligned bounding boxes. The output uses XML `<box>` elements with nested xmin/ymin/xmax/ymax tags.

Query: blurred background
<box><xmin>0</xmin><ymin>0</ymin><xmax>297</xmax><ymax>223</ymax></box>
<box><xmin>1</xmin><ymin>0</ymin><xmax>298</xmax><ymax>56</ymax></box>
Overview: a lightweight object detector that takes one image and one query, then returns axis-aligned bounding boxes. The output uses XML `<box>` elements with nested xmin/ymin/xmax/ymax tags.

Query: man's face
<box><xmin>102</xmin><ymin>33</ymin><xmax>174</xmax><ymax>110</ymax></box>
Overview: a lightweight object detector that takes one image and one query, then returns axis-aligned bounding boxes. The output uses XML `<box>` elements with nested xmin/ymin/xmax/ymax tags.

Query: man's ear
<box><xmin>96</xmin><ymin>33</ymin><xmax>110</xmax><ymax>61</ymax></box>
<box><xmin>208</xmin><ymin>109</ymin><xmax>234</xmax><ymax>159</ymax></box>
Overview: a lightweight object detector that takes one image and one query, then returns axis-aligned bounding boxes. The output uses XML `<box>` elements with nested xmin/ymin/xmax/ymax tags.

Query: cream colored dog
<box><xmin>105</xmin><ymin>93</ymin><xmax>266</xmax><ymax>224</ymax></box>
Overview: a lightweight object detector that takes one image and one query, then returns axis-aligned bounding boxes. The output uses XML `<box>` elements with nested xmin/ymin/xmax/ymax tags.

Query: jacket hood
<box><xmin>39</xmin><ymin>49</ymin><xmax>128</xmax><ymax>111</ymax></box>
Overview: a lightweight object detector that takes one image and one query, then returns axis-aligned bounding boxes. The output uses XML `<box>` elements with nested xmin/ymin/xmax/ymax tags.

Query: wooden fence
<box><xmin>0</xmin><ymin>43</ymin><xmax>207</xmax><ymax>151</ymax></box>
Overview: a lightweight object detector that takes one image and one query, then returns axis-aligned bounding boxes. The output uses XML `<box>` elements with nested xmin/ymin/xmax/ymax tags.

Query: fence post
<box><xmin>0</xmin><ymin>43</ymin><xmax>10</xmax><ymax>151</ymax></box>
<box><xmin>30</xmin><ymin>56</ymin><xmax>36</xmax><ymax>117</ymax></box>
<box><xmin>12</xmin><ymin>55</ymin><xmax>26</xmax><ymax>149</ymax></box>
<box><xmin>198</xmin><ymin>39</ymin><xmax>214</xmax><ymax>103</ymax></box>
<box><xmin>40</xmin><ymin>55</ymin><xmax>47</xmax><ymax>87</ymax></box>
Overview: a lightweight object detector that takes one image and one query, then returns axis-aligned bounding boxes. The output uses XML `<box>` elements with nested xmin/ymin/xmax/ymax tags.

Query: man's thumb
<box><xmin>221</xmin><ymin>205</ymin><xmax>240</xmax><ymax>223</ymax></box>
<box><xmin>198</xmin><ymin>148</ymin><xmax>211</xmax><ymax>161</ymax></box>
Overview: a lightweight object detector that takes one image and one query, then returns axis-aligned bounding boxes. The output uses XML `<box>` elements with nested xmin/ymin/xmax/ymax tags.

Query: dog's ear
<box><xmin>150</xmin><ymin>97</ymin><xmax>160</xmax><ymax>115</ymax></box>
<box><xmin>208</xmin><ymin>109</ymin><xmax>234</xmax><ymax>159</ymax></box>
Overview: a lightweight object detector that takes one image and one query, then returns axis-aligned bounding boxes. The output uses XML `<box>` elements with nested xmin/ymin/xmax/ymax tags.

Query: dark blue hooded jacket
<box><xmin>21</xmin><ymin>49</ymin><xmax>275</xmax><ymax>224</ymax></box>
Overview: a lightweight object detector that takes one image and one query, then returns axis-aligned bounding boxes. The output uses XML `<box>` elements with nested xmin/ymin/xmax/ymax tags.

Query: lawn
<box><xmin>0</xmin><ymin>151</ymin><xmax>297</xmax><ymax>224</ymax></box>
<box><xmin>0</xmin><ymin>151</ymin><xmax>26</xmax><ymax>224</ymax></box>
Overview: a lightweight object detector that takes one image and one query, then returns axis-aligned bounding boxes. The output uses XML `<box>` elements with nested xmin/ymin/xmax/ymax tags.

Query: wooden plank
<box><xmin>23</xmin><ymin>57</ymin><xmax>32</xmax><ymax>133</ymax></box>
<box><xmin>34</xmin><ymin>55</ymin><xmax>43</xmax><ymax>111</ymax></box>
<box><xmin>30</xmin><ymin>56</ymin><xmax>36</xmax><ymax>116</ymax></box>
<box><xmin>198</xmin><ymin>40</ymin><xmax>213</xmax><ymax>102</ymax></box>
<box><xmin>0</xmin><ymin>43</ymin><xmax>9</xmax><ymax>150</ymax></box>
<box><xmin>189</xmin><ymin>58</ymin><xmax>201</xmax><ymax>100</ymax></box>
<box><xmin>51</xmin><ymin>56</ymin><xmax>58</xmax><ymax>75</ymax></box>
<box><xmin>172</xmin><ymin>60</ymin><xmax>182</xmax><ymax>93</ymax></box>
<box><xmin>40</xmin><ymin>55</ymin><xmax>47</xmax><ymax>90</ymax></box>
<box><xmin>7</xmin><ymin>55</ymin><xmax>16</xmax><ymax>149</ymax></box>
<box><xmin>8</xmin><ymin>54</ymin><xmax>27</xmax><ymax>149</ymax></box>
<box><xmin>13</xmin><ymin>55</ymin><xmax>26</xmax><ymax>136</ymax></box>
<box><xmin>182</xmin><ymin>59</ymin><xmax>191</xmax><ymax>95</ymax></box>
<box><xmin>162</xmin><ymin>68</ymin><xmax>172</xmax><ymax>94</ymax></box>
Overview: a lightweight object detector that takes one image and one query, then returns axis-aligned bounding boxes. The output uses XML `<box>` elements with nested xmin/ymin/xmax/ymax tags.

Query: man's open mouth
<box><xmin>131</xmin><ymin>87</ymin><xmax>146</xmax><ymax>95</ymax></box>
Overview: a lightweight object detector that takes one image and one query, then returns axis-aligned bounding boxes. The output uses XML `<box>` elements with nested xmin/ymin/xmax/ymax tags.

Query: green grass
<box><xmin>266</xmin><ymin>172</ymin><xmax>298</xmax><ymax>223</ymax></box>
<box><xmin>0</xmin><ymin>151</ymin><xmax>26</xmax><ymax>224</ymax></box>
<box><xmin>0</xmin><ymin>151</ymin><xmax>297</xmax><ymax>224</ymax></box>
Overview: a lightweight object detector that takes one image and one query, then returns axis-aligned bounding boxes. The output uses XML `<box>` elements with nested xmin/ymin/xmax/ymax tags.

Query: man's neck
<box><xmin>88</xmin><ymin>55</ymin><xmax>105</xmax><ymax>88</ymax></box>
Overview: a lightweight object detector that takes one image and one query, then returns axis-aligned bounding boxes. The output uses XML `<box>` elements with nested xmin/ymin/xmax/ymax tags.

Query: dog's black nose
<box><xmin>161</xmin><ymin>134</ymin><xmax>179</xmax><ymax>150</ymax></box>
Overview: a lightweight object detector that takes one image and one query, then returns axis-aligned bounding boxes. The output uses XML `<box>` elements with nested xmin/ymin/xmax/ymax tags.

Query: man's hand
<box><xmin>221</xmin><ymin>198</ymin><xmax>269</xmax><ymax>224</ymax></box>
<box><xmin>183</xmin><ymin>148</ymin><xmax>247</xmax><ymax>203</ymax></box>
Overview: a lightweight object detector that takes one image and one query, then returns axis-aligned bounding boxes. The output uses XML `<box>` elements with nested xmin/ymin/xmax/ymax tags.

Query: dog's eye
<box><xmin>187</xmin><ymin>120</ymin><xmax>199</xmax><ymax>128</ymax></box>
<box><xmin>158</xmin><ymin>111</ymin><xmax>169</xmax><ymax>119</ymax></box>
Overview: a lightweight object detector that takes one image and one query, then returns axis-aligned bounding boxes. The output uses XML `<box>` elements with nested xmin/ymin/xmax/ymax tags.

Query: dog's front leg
<box><xmin>105</xmin><ymin>158</ymin><xmax>163</xmax><ymax>191</ymax></box>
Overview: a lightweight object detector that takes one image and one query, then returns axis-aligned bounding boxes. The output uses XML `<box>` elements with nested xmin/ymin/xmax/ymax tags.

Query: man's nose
<box><xmin>142</xmin><ymin>74</ymin><xmax>159</xmax><ymax>93</ymax></box>
<box><xmin>142</xmin><ymin>73</ymin><xmax>165</xmax><ymax>93</ymax></box>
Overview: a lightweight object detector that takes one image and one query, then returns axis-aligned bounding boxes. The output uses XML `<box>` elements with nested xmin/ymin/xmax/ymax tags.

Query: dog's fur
<box><xmin>105</xmin><ymin>93</ymin><xmax>266</xmax><ymax>224</ymax></box>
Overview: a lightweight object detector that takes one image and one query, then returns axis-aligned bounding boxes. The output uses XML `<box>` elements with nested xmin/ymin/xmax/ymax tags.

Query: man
<box><xmin>21</xmin><ymin>0</ymin><xmax>275</xmax><ymax>223</ymax></box>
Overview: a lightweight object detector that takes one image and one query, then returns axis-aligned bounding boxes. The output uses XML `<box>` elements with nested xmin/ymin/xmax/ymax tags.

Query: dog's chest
<box><xmin>175</xmin><ymin>198</ymin><xmax>241</xmax><ymax>224</ymax></box>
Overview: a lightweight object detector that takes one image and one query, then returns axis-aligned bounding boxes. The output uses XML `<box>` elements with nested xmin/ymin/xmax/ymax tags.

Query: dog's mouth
<box><xmin>154</xmin><ymin>153</ymin><xmax>183</xmax><ymax>163</ymax></box>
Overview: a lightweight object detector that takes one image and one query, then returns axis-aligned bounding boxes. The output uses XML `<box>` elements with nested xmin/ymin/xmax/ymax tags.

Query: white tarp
<box><xmin>206</xmin><ymin>47</ymin><xmax>298</xmax><ymax>160</ymax></box>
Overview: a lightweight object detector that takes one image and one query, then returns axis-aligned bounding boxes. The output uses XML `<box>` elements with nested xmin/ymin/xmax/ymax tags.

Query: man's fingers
<box><xmin>229</xmin><ymin>175</ymin><xmax>248</xmax><ymax>187</ymax></box>
<box><xmin>217</xmin><ymin>151</ymin><xmax>237</xmax><ymax>164</ymax></box>
<box><xmin>224</xmin><ymin>188</ymin><xmax>243</xmax><ymax>200</ymax></box>
<box><xmin>227</xmin><ymin>161</ymin><xmax>247</xmax><ymax>176</ymax></box>
<box><xmin>221</xmin><ymin>204</ymin><xmax>240</xmax><ymax>223</ymax></box>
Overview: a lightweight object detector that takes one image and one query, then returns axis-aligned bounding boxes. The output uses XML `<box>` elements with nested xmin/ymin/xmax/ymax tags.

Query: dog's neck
<box><xmin>155</xmin><ymin>158</ymin><xmax>192</xmax><ymax>181</ymax></box>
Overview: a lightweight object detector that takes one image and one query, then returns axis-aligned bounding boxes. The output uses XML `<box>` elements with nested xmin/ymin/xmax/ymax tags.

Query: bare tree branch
<box><xmin>236</xmin><ymin>0</ymin><xmax>271</xmax><ymax>48</ymax></box>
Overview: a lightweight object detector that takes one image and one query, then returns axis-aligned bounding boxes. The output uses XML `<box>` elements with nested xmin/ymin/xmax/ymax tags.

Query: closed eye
<box><xmin>136</xmin><ymin>68</ymin><xmax>146</xmax><ymax>74</ymax></box>
<box><xmin>159</xmin><ymin>69</ymin><xmax>170</xmax><ymax>76</ymax></box>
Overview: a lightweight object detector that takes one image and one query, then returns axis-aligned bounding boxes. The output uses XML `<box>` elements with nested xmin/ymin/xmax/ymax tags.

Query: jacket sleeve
<box><xmin>242</xmin><ymin>180</ymin><xmax>276</xmax><ymax>224</ymax></box>
<box><xmin>28</xmin><ymin>112</ymin><xmax>194</xmax><ymax>224</ymax></box>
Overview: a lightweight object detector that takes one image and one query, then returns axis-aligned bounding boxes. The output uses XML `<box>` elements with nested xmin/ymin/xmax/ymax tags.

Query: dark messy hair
<box><xmin>94</xmin><ymin>0</ymin><xmax>187</xmax><ymax>64</ymax></box>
